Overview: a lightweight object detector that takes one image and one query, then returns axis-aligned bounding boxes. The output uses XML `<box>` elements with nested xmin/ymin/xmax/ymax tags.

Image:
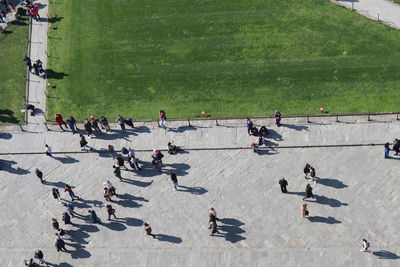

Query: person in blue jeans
<box><xmin>384</xmin><ymin>142</ymin><xmax>390</xmax><ymax>158</ymax></box>
<box><xmin>66</xmin><ymin>116</ymin><xmax>78</xmax><ymax>134</ymax></box>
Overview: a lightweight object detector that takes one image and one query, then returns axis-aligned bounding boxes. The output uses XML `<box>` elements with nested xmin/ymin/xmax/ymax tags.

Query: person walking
<box><xmin>303</xmin><ymin>164</ymin><xmax>311</xmax><ymax>179</ymax></box>
<box><xmin>113</xmin><ymin>165</ymin><xmax>123</xmax><ymax>181</ymax></box>
<box><xmin>159</xmin><ymin>110</ymin><xmax>167</xmax><ymax>129</ymax></box>
<box><xmin>64</xmin><ymin>203</ymin><xmax>75</xmax><ymax>217</ymax></box>
<box><xmin>278</xmin><ymin>178</ymin><xmax>288</xmax><ymax>193</ymax></box>
<box><xmin>64</xmin><ymin>184</ymin><xmax>79</xmax><ymax>201</ymax></box>
<box><xmin>34</xmin><ymin>250</ymin><xmax>48</xmax><ymax>266</ymax></box>
<box><xmin>35</xmin><ymin>168</ymin><xmax>45</xmax><ymax>184</ymax></box>
<box><xmin>45</xmin><ymin>144</ymin><xmax>52</xmax><ymax>157</ymax></box>
<box><xmin>310</xmin><ymin>167</ymin><xmax>317</xmax><ymax>185</ymax></box>
<box><xmin>143</xmin><ymin>222</ymin><xmax>156</xmax><ymax>238</ymax></box>
<box><xmin>99</xmin><ymin>116</ymin><xmax>111</xmax><ymax>132</ymax></box>
<box><xmin>23</xmin><ymin>57</ymin><xmax>33</xmax><ymax>73</ymax></box>
<box><xmin>170</xmin><ymin>172</ymin><xmax>179</xmax><ymax>190</ymax></box>
<box><xmin>66</xmin><ymin>116</ymin><xmax>78</xmax><ymax>134</ymax></box>
<box><xmin>106</xmin><ymin>204</ymin><xmax>117</xmax><ymax>220</ymax></box>
<box><xmin>247</xmin><ymin>118</ymin><xmax>253</xmax><ymax>135</ymax></box>
<box><xmin>80</xmin><ymin>135</ymin><xmax>93</xmax><ymax>151</ymax></box>
<box><xmin>302</xmin><ymin>184</ymin><xmax>315</xmax><ymax>200</ymax></box>
<box><xmin>55</xmin><ymin>237</ymin><xmax>67</xmax><ymax>252</ymax></box>
<box><xmin>54</xmin><ymin>114</ymin><xmax>68</xmax><ymax>131</ymax></box>
<box><xmin>83</xmin><ymin>119</ymin><xmax>93</xmax><ymax>138</ymax></box>
<box><xmin>274</xmin><ymin>110</ymin><xmax>282</xmax><ymax>127</ymax></box>
<box><xmin>117</xmin><ymin>115</ymin><xmax>126</xmax><ymax>130</ymax></box>
<box><xmin>301</xmin><ymin>204</ymin><xmax>309</xmax><ymax>218</ymax></box>
<box><xmin>384</xmin><ymin>143</ymin><xmax>391</xmax><ymax>158</ymax></box>
<box><xmin>52</xmin><ymin>187</ymin><xmax>61</xmax><ymax>202</ymax></box>
<box><xmin>116</xmin><ymin>155</ymin><xmax>127</xmax><ymax>170</ymax></box>
<box><xmin>209</xmin><ymin>207</ymin><xmax>219</xmax><ymax>221</ymax></box>
<box><xmin>209</xmin><ymin>220</ymin><xmax>220</xmax><ymax>236</ymax></box>
<box><xmin>62</xmin><ymin>211</ymin><xmax>73</xmax><ymax>225</ymax></box>
<box><xmin>51</xmin><ymin>218</ymin><xmax>59</xmax><ymax>230</ymax></box>
<box><xmin>90</xmin><ymin>116</ymin><xmax>102</xmax><ymax>133</ymax></box>
<box><xmin>360</xmin><ymin>239</ymin><xmax>370</xmax><ymax>252</ymax></box>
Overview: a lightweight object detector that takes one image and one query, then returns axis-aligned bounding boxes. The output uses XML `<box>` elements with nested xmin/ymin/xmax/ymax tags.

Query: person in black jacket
<box><xmin>278</xmin><ymin>178</ymin><xmax>288</xmax><ymax>193</ymax></box>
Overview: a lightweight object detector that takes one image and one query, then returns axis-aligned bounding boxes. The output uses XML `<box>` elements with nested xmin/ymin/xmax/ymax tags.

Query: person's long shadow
<box><xmin>168</xmin><ymin>125</ymin><xmax>197</xmax><ymax>133</ymax></box>
<box><xmin>218</xmin><ymin>218</ymin><xmax>246</xmax><ymax>243</ymax></box>
<box><xmin>372</xmin><ymin>250</ymin><xmax>400</xmax><ymax>259</ymax></box>
<box><xmin>92</xmin><ymin>130</ymin><xmax>136</xmax><ymax>142</ymax></box>
<box><xmin>307</xmin><ymin>216</ymin><xmax>341</xmax><ymax>224</ymax></box>
<box><xmin>112</xmin><ymin>193</ymin><xmax>145</xmax><ymax>208</ymax></box>
<box><xmin>317</xmin><ymin>177</ymin><xmax>348</xmax><ymax>189</ymax></box>
<box><xmin>162</xmin><ymin>163</ymin><xmax>190</xmax><ymax>176</ymax></box>
<box><xmin>0</xmin><ymin>109</ymin><xmax>19</xmax><ymax>123</ymax></box>
<box><xmin>54</xmin><ymin>263</ymin><xmax>73</xmax><ymax>267</ymax></box>
<box><xmin>75</xmin><ymin>198</ymin><xmax>103</xmax><ymax>208</ymax></box>
<box><xmin>0</xmin><ymin>132</ymin><xmax>12</xmax><ymax>139</ymax></box>
<box><xmin>0</xmin><ymin>159</ymin><xmax>30</xmax><ymax>175</ymax></box>
<box><xmin>132</xmin><ymin>125</ymin><xmax>151</xmax><ymax>133</ymax></box>
<box><xmin>53</xmin><ymin>155</ymin><xmax>79</xmax><ymax>164</ymax></box>
<box><xmin>281</xmin><ymin>123</ymin><xmax>309</xmax><ymax>131</ymax></box>
<box><xmin>46</xmin><ymin>69</ymin><xmax>68</xmax><ymax>79</ymax></box>
<box><xmin>122</xmin><ymin>178</ymin><xmax>153</xmax><ymax>188</ymax></box>
<box><xmin>117</xmin><ymin>217</ymin><xmax>143</xmax><ymax>227</ymax></box>
<box><xmin>45</xmin><ymin>16</ymin><xmax>64</xmax><ymax>23</ymax></box>
<box><xmin>155</xmin><ymin>234</ymin><xmax>183</xmax><ymax>244</ymax></box>
<box><xmin>256</xmin><ymin>148</ymin><xmax>279</xmax><ymax>156</ymax></box>
<box><xmin>315</xmin><ymin>195</ymin><xmax>348</xmax><ymax>208</ymax></box>
<box><xmin>101</xmin><ymin>220</ymin><xmax>127</xmax><ymax>231</ymax></box>
<box><xmin>43</xmin><ymin>180</ymin><xmax>65</xmax><ymax>188</ymax></box>
<box><xmin>178</xmin><ymin>185</ymin><xmax>207</xmax><ymax>195</ymax></box>
<box><xmin>266</xmin><ymin>128</ymin><xmax>283</xmax><ymax>141</ymax></box>
<box><xmin>65</xmin><ymin>242</ymin><xmax>92</xmax><ymax>259</ymax></box>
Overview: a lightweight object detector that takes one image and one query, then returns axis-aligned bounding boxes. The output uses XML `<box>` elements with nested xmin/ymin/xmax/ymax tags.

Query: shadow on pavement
<box><xmin>219</xmin><ymin>218</ymin><xmax>246</xmax><ymax>243</ymax></box>
<box><xmin>155</xmin><ymin>234</ymin><xmax>183</xmax><ymax>243</ymax></box>
<box><xmin>0</xmin><ymin>159</ymin><xmax>30</xmax><ymax>174</ymax></box>
<box><xmin>53</xmin><ymin>155</ymin><xmax>79</xmax><ymax>164</ymax></box>
<box><xmin>317</xmin><ymin>177</ymin><xmax>348</xmax><ymax>189</ymax></box>
<box><xmin>315</xmin><ymin>195</ymin><xmax>348</xmax><ymax>208</ymax></box>
<box><xmin>102</xmin><ymin>221</ymin><xmax>127</xmax><ymax>231</ymax></box>
<box><xmin>122</xmin><ymin>178</ymin><xmax>153</xmax><ymax>188</ymax></box>
<box><xmin>308</xmin><ymin>216</ymin><xmax>341</xmax><ymax>224</ymax></box>
<box><xmin>372</xmin><ymin>250</ymin><xmax>400</xmax><ymax>259</ymax></box>
<box><xmin>0</xmin><ymin>132</ymin><xmax>12</xmax><ymax>139</ymax></box>
<box><xmin>178</xmin><ymin>185</ymin><xmax>207</xmax><ymax>195</ymax></box>
<box><xmin>281</xmin><ymin>123</ymin><xmax>309</xmax><ymax>131</ymax></box>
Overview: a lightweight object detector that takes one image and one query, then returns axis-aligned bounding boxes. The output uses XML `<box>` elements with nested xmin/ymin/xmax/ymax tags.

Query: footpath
<box><xmin>333</xmin><ymin>0</ymin><xmax>400</xmax><ymax>29</ymax></box>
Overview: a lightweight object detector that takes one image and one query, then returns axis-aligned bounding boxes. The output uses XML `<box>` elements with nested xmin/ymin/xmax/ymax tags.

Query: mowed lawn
<box><xmin>47</xmin><ymin>0</ymin><xmax>400</xmax><ymax>120</ymax></box>
<box><xmin>0</xmin><ymin>21</ymin><xmax>29</xmax><ymax>123</ymax></box>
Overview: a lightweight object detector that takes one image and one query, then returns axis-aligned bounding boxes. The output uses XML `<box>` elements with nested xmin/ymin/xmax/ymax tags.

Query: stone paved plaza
<box><xmin>1</xmin><ymin>117</ymin><xmax>400</xmax><ymax>266</ymax></box>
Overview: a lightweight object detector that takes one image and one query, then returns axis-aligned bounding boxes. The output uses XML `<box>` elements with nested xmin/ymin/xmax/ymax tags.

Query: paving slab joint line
<box><xmin>0</xmin><ymin>143</ymin><xmax>387</xmax><ymax>156</ymax></box>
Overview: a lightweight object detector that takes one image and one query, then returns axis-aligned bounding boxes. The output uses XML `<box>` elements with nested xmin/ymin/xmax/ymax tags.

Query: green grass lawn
<box><xmin>0</xmin><ymin>20</ymin><xmax>29</xmax><ymax>123</ymax></box>
<box><xmin>47</xmin><ymin>0</ymin><xmax>400</xmax><ymax>120</ymax></box>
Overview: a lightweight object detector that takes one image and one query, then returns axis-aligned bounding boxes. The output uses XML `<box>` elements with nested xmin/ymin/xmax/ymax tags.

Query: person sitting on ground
<box><xmin>99</xmin><ymin>116</ymin><xmax>111</xmax><ymax>132</ymax></box>
<box><xmin>88</xmin><ymin>210</ymin><xmax>101</xmax><ymax>224</ymax></box>
<box><xmin>259</xmin><ymin>126</ymin><xmax>268</xmax><ymax>136</ymax></box>
<box><xmin>24</xmin><ymin>103</ymin><xmax>35</xmax><ymax>116</ymax></box>
<box><xmin>250</xmin><ymin>126</ymin><xmax>259</xmax><ymax>136</ymax></box>
<box><xmin>257</xmin><ymin>136</ymin><xmax>264</xmax><ymax>146</ymax></box>
<box><xmin>107</xmin><ymin>144</ymin><xmax>115</xmax><ymax>154</ymax></box>
<box><xmin>167</xmin><ymin>141</ymin><xmax>177</xmax><ymax>154</ymax></box>
<box><xmin>125</xmin><ymin>118</ymin><xmax>134</xmax><ymax>128</ymax></box>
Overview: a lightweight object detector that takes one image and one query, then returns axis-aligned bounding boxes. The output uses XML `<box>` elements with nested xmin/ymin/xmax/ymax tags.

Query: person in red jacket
<box><xmin>28</xmin><ymin>3</ymin><xmax>40</xmax><ymax>21</ymax></box>
<box><xmin>54</xmin><ymin>113</ymin><xmax>68</xmax><ymax>131</ymax></box>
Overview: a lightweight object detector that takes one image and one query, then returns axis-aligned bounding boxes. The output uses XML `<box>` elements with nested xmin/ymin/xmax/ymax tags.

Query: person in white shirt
<box><xmin>45</xmin><ymin>144</ymin><xmax>52</xmax><ymax>157</ymax></box>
